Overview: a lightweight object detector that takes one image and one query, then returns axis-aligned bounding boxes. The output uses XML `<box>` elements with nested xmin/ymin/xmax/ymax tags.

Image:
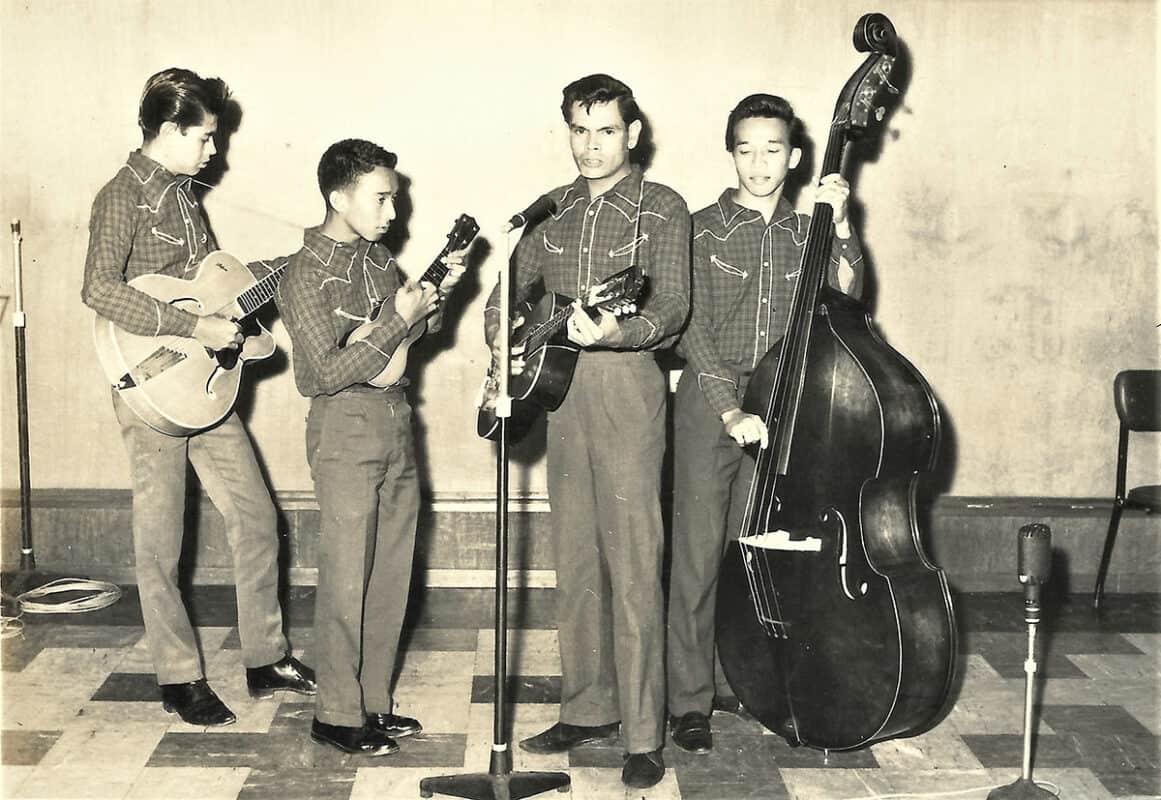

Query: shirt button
<box><xmin>759</xmin><ymin>331</ymin><xmax>766</xmax><ymax>337</ymax></box>
<box><xmin>761</xmin><ymin>298</ymin><xmax>768</xmax><ymax>304</ymax></box>
<box><xmin>588</xmin><ymin>210</ymin><xmax>595</xmax><ymax>217</ymax></box>
<box><xmin>763</xmin><ymin>261</ymin><xmax>770</xmax><ymax>267</ymax></box>
<box><xmin>582</xmin><ymin>247</ymin><xmax>589</xmax><ymax>253</ymax></box>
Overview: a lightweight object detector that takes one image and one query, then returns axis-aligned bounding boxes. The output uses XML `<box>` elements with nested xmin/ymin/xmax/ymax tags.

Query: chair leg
<box><xmin>1093</xmin><ymin>502</ymin><xmax>1125</xmax><ymax>610</ymax></box>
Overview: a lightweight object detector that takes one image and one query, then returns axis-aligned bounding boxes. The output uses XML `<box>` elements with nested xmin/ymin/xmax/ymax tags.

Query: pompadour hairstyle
<box><xmin>560</xmin><ymin>73</ymin><xmax>642</xmax><ymax>127</ymax></box>
<box><xmin>138</xmin><ymin>67</ymin><xmax>230</xmax><ymax>141</ymax></box>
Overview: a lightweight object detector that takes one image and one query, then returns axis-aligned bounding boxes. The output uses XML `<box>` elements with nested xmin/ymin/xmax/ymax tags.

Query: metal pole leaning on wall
<box><xmin>11</xmin><ymin>219</ymin><xmax>35</xmax><ymax>572</ymax></box>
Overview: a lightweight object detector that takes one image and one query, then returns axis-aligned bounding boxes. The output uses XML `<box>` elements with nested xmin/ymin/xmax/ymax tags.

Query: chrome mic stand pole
<box><xmin>419</xmin><ymin>219</ymin><xmax>569</xmax><ymax>800</ymax></box>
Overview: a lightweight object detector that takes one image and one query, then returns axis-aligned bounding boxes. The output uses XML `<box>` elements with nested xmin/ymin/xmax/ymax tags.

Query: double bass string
<box><xmin>738</xmin><ymin>177</ymin><xmax>841</xmax><ymax>637</ymax></box>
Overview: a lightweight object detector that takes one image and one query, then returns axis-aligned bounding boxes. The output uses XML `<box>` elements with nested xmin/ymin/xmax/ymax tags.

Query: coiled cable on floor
<box><xmin>0</xmin><ymin>578</ymin><xmax>123</xmax><ymax>639</ymax></box>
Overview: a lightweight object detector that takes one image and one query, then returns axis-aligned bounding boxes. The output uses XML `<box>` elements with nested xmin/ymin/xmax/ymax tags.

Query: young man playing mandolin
<box><xmin>484</xmin><ymin>73</ymin><xmax>690</xmax><ymax>789</ymax></box>
<box><xmin>275</xmin><ymin>138</ymin><xmax>467</xmax><ymax>756</ymax></box>
<box><xmin>81</xmin><ymin>67</ymin><xmax>316</xmax><ymax>727</ymax></box>
<box><xmin>666</xmin><ymin>93</ymin><xmax>862</xmax><ymax>753</ymax></box>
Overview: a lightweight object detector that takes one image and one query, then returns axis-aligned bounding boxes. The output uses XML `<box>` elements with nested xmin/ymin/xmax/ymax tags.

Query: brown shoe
<box><xmin>518</xmin><ymin>721</ymin><xmax>620</xmax><ymax>754</ymax></box>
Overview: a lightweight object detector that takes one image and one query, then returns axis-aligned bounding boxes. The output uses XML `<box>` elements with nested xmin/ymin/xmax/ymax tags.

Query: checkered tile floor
<box><xmin>2</xmin><ymin>586</ymin><xmax>1158</xmax><ymax>799</ymax></box>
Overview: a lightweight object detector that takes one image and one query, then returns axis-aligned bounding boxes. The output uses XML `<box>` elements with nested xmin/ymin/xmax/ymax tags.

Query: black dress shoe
<box><xmin>160</xmin><ymin>679</ymin><xmax>236</xmax><ymax>726</ymax></box>
<box><xmin>712</xmin><ymin>694</ymin><xmax>748</xmax><ymax>717</ymax></box>
<box><xmin>310</xmin><ymin>718</ymin><xmax>398</xmax><ymax>756</ymax></box>
<box><xmin>669</xmin><ymin>711</ymin><xmax>712</xmax><ymax>753</ymax></box>
<box><xmin>246</xmin><ymin>654</ymin><xmax>317</xmax><ymax>698</ymax></box>
<box><xmin>518</xmin><ymin>721</ymin><xmax>620</xmax><ymax>754</ymax></box>
<box><xmin>366</xmin><ymin>712</ymin><xmax>422</xmax><ymax>738</ymax></box>
<box><xmin>622</xmin><ymin>748</ymin><xmax>665</xmax><ymax>788</ymax></box>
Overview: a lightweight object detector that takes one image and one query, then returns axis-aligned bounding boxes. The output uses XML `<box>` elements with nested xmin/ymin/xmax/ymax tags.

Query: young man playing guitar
<box><xmin>81</xmin><ymin>67</ymin><xmax>316</xmax><ymax>727</ymax></box>
<box><xmin>666</xmin><ymin>94</ymin><xmax>862</xmax><ymax>753</ymax></box>
<box><xmin>484</xmin><ymin>73</ymin><xmax>690</xmax><ymax>789</ymax></box>
<box><xmin>275</xmin><ymin>139</ymin><xmax>468</xmax><ymax>756</ymax></box>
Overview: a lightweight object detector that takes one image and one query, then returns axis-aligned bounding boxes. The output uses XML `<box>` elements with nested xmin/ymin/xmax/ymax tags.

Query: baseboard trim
<box><xmin>0</xmin><ymin>488</ymin><xmax>1127</xmax><ymax>514</ymax></box>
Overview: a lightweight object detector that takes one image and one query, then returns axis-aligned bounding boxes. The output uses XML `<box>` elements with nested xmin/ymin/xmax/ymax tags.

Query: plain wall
<box><xmin>0</xmin><ymin>0</ymin><xmax>1157</xmax><ymax>499</ymax></box>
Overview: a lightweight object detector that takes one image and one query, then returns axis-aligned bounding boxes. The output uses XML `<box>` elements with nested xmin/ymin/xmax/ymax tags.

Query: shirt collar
<box><xmin>568</xmin><ymin>165</ymin><xmax>645</xmax><ymax>215</ymax></box>
<box><xmin>301</xmin><ymin>226</ymin><xmax>392</xmax><ymax>277</ymax></box>
<box><xmin>715</xmin><ymin>189</ymin><xmax>796</xmax><ymax>229</ymax></box>
<box><xmin>125</xmin><ymin>150</ymin><xmax>193</xmax><ymax>211</ymax></box>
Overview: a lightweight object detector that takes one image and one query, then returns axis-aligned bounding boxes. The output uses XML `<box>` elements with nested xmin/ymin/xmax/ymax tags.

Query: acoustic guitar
<box><xmin>475</xmin><ymin>265</ymin><xmax>645</xmax><ymax>442</ymax></box>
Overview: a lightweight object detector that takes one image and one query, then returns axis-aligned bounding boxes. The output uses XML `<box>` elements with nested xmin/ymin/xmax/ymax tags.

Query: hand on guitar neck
<box><xmin>565</xmin><ymin>300</ymin><xmax>637</xmax><ymax>348</ymax></box>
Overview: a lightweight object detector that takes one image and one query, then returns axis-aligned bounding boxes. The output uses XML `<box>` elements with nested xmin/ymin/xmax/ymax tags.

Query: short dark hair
<box><xmin>317</xmin><ymin>138</ymin><xmax>398</xmax><ymax>201</ymax></box>
<box><xmin>561</xmin><ymin>73</ymin><xmax>642</xmax><ymax>127</ymax></box>
<box><xmin>138</xmin><ymin>68</ymin><xmax>230</xmax><ymax>141</ymax></box>
<box><xmin>725</xmin><ymin>94</ymin><xmax>801</xmax><ymax>151</ymax></box>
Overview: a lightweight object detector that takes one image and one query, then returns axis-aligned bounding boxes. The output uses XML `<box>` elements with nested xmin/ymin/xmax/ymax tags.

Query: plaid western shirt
<box><xmin>678</xmin><ymin>190</ymin><xmax>865</xmax><ymax>417</ymax></box>
<box><xmin>485</xmin><ymin>166</ymin><xmax>690</xmax><ymax>350</ymax></box>
<box><xmin>81</xmin><ymin>150</ymin><xmax>280</xmax><ymax>337</ymax></box>
<box><xmin>275</xmin><ymin>226</ymin><xmax>426</xmax><ymax>398</ymax></box>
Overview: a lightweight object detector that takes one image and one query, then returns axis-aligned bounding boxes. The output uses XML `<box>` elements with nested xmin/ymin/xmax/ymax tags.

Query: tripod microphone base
<box><xmin>419</xmin><ymin>770</ymin><xmax>570</xmax><ymax>800</ymax></box>
<box><xmin>987</xmin><ymin>777</ymin><xmax>1056</xmax><ymax>799</ymax></box>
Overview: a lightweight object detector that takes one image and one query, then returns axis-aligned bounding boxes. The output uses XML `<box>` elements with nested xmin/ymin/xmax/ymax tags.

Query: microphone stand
<box><xmin>988</xmin><ymin>525</ymin><xmax>1055</xmax><ymax>799</ymax></box>
<box><xmin>419</xmin><ymin>225</ymin><xmax>569</xmax><ymax>800</ymax></box>
<box><xmin>6</xmin><ymin>220</ymin><xmax>37</xmax><ymax>595</ymax></box>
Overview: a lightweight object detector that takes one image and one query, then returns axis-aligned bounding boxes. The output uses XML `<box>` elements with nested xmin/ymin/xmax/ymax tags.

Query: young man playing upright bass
<box><xmin>484</xmin><ymin>73</ymin><xmax>690</xmax><ymax>789</ymax></box>
<box><xmin>666</xmin><ymin>93</ymin><xmax>862</xmax><ymax>754</ymax></box>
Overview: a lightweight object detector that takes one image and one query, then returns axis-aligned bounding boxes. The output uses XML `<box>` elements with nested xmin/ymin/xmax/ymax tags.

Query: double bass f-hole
<box><xmin>820</xmin><ymin>508</ymin><xmax>868</xmax><ymax>600</ymax></box>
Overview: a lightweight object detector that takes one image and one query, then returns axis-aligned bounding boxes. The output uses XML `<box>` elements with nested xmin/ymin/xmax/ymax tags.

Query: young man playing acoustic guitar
<box><xmin>666</xmin><ymin>93</ymin><xmax>862</xmax><ymax>753</ymax></box>
<box><xmin>483</xmin><ymin>73</ymin><xmax>690</xmax><ymax>789</ymax></box>
<box><xmin>275</xmin><ymin>138</ymin><xmax>466</xmax><ymax>756</ymax></box>
<box><xmin>81</xmin><ymin>67</ymin><xmax>316</xmax><ymax>727</ymax></box>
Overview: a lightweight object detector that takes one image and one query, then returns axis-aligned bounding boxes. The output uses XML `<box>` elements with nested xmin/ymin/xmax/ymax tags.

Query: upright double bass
<box><xmin>715</xmin><ymin>14</ymin><xmax>956</xmax><ymax>751</ymax></box>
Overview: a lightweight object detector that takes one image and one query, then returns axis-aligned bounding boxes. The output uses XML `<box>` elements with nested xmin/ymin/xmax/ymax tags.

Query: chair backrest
<box><xmin>1114</xmin><ymin>369</ymin><xmax>1161</xmax><ymax>432</ymax></box>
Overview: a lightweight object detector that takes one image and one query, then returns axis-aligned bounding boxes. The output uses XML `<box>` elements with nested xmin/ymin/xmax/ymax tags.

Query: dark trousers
<box><xmin>306</xmin><ymin>390</ymin><xmax>419</xmax><ymax>727</ymax></box>
<box><xmin>666</xmin><ymin>369</ymin><xmax>754</xmax><ymax>716</ymax></box>
<box><xmin>546</xmin><ymin>351</ymin><xmax>667</xmax><ymax>754</ymax></box>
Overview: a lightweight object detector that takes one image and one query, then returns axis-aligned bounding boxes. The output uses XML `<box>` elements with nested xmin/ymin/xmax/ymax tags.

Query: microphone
<box><xmin>502</xmin><ymin>195</ymin><xmax>556</xmax><ymax>234</ymax></box>
<box><xmin>1017</xmin><ymin>523</ymin><xmax>1051</xmax><ymax>621</ymax></box>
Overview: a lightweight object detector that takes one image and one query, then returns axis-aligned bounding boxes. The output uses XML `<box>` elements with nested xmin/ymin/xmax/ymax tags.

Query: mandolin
<box><xmin>342</xmin><ymin>213</ymin><xmax>479</xmax><ymax>388</ymax></box>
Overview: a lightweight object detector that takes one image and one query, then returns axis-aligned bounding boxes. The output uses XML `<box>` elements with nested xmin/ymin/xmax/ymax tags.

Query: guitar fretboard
<box><xmin>237</xmin><ymin>263</ymin><xmax>287</xmax><ymax>317</ymax></box>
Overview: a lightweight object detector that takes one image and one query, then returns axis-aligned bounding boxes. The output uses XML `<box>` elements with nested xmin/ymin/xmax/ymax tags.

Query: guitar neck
<box><xmin>236</xmin><ymin>263</ymin><xmax>287</xmax><ymax>318</ymax></box>
<box><xmin>418</xmin><ymin>247</ymin><xmax>452</xmax><ymax>288</ymax></box>
<box><xmin>523</xmin><ymin>298</ymin><xmax>609</xmax><ymax>352</ymax></box>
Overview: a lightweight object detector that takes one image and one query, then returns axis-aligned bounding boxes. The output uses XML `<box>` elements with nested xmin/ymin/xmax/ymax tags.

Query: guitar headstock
<box><xmin>833</xmin><ymin>14</ymin><xmax>900</xmax><ymax>141</ymax></box>
<box><xmin>447</xmin><ymin>214</ymin><xmax>480</xmax><ymax>252</ymax></box>
<box><xmin>583</xmin><ymin>266</ymin><xmax>646</xmax><ymax>312</ymax></box>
